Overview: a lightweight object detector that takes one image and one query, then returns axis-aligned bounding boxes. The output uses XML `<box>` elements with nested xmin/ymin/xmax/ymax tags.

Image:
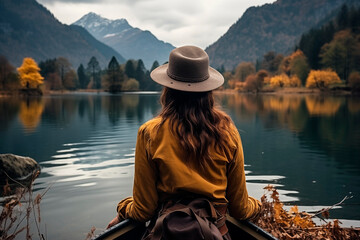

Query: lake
<box><xmin>1</xmin><ymin>92</ymin><xmax>360</xmax><ymax>239</ymax></box>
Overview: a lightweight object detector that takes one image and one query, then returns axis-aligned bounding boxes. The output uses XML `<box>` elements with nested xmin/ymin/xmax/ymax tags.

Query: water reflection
<box><xmin>19</xmin><ymin>98</ymin><xmax>45</xmax><ymax>133</ymax></box>
<box><xmin>305</xmin><ymin>95</ymin><xmax>343</xmax><ymax>116</ymax></box>
<box><xmin>0</xmin><ymin>93</ymin><xmax>360</xmax><ymax>239</ymax></box>
<box><xmin>216</xmin><ymin>93</ymin><xmax>360</xmax><ymax>220</ymax></box>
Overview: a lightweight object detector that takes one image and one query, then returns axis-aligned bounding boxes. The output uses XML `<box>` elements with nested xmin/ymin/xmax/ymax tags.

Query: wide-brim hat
<box><xmin>150</xmin><ymin>45</ymin><xmax>224</xmax><ymax>92</ymax></box>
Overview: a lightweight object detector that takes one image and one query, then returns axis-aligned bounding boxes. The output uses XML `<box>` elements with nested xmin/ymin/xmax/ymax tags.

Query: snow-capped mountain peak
<box><xmin>72</xmin><ymin>12</ymin><xmax>175</xmax><ymax>69</ymax></box>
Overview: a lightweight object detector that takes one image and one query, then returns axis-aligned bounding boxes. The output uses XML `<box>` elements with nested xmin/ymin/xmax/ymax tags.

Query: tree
<box><xmin>124</xmin><ymin>60</ymin><xmax>136</xmax><ymax>79</ymax></box>
<box><xmin>245</xmin><ymin>70</ymin><xmax>268</xmax><ymax>92</ymax></box>
<box><xmin>260</xmin><ymin>51</ymin><xmax>284</xmax><ymax>74</ymax></box>
<box><xmin>320</xmin><ymin>30</ymin><xmax>360</xmax><ymax>82</ymax></box>
<box><xmin>77</xmin><ymin>64</ymin><xmax>89</xmax><ymax>89</ymax></box>
<box><xmin>135</xmin><ymin>59</ymin><xmax>146</xmax><ymax>89</ymax></box>
<box><xmin>87</xmin><ymin>56</ymin><xmax>101</xmax><ymax>89</ymax></box>
<box><xmin>279</xmin><ymin>50</ymin><xmax>309</xmax><ymax>85</ymax></box>
<box><xmin>122</xmin><ymin>78</ymin><xmax>139</xmax><ymax>91</ymax></box>
<box><xmin>17</xmin><ymin>58</ymin><xmax>44</xmax><ymax>89</ymax></box>
<box><xmin>39</xmin><ymin>58</ymin><xmax>59</xmax><ymax>90</ymax></box>
<box><xmin>150</xmin><ymin>61</ymin><xmax>160</xmax><ymax>72</ymax></box>
<box><xmin>0</xmin><ymin>56</ymin><xmax>19</xmax><ymax>90</ymax></box>
<box><xmin>56</xmin><ymin>57</ymin><xmax>72</xmax><ymax>88</ymax></box>
<box><xmin>337</xmin><ymin>4</ymin><xmax>349</xmax><ymax>29</ymax></box>
<box><xmin>148</xmin><ymin>61</ymin><xmax>162</xmax><ymax>90</ymax></box>
<box><xmin>234</xmin><ymin>62</ymin><xmax>256</xmax><ymax>82</ymax></box>
<box><xmin>63</xmin><ymin>69</ymin><xmax>78</xmax><ymax>90</ymax></box>
<box><xmin>270</xmin><ymin>74</ymin><xmax>291</xmax><ymax>88</ymax></box>
<box><xmin>298</xmin><ymin>23</ymin><xmax>335</xmax><ymax>69</ymax></box>
<box><xmin>349</xmin><ymin>71</ymin><xmax>360</xmax><ymax>92</ymax></box>
<box><xmin>305</xmin><ymin>69</ymin><xmax>341</xmax><ymax>89</ymax></box>
<box><xmin>290</xmin><ymin>54</ymin><xmax>310</xmax><ymax>85</ymax></box>
<box><xmin>349</xmin><ymin>6</ymin><xmax>360</xmax><ymax>34</ymax></box>
<box><xmin>107</xmin><ymin>56</ymin><xmax>124</xmax><ymax>92</ymax></box>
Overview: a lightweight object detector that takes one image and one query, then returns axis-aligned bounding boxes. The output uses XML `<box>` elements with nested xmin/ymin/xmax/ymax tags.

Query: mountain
<box><xmin>0</xmin><ymin>0</ymin><xmax>125</xmax><ymax>68</ymax></box>
<box><xmin>73</xmin><ymin>13</ymin><xmax>175</xmax><ymax>69</ymax></box>
<box><xmin>205</xmin><ymin>0</ymin><xmax>354</xmax><ymax>69</ymax></box>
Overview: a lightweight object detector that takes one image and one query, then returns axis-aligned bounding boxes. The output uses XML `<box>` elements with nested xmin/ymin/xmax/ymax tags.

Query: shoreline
<box><xmin>0</xmin><ymin>87</ymin><xmax>356</xmax><ymax>97</ymax></box>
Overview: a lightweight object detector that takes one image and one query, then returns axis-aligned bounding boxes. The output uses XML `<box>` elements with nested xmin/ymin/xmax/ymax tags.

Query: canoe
<box><xmin>94</xmin><ymin>215</ymin><xmax>277</xmax><ymax>240</ymax></box>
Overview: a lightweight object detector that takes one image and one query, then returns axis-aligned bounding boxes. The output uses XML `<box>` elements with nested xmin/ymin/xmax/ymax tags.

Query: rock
<box><xmin>0</xmin><ymin>154</ymin><xmax>40</xmax><ymax>185</ymax></box>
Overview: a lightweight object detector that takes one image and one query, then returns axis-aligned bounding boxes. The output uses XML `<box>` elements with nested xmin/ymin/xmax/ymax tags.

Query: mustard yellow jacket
<box><xmin>117</xmin><ymin>117</ymin><xmax>260</xmax><ymax>222</ymax></box>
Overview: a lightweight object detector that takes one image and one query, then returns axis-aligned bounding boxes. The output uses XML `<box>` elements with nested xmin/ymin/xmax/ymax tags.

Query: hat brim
<box><xmin>150</xmin><ymin>64</ymin><xmax>224</xmax><ymax>92</ymax></box>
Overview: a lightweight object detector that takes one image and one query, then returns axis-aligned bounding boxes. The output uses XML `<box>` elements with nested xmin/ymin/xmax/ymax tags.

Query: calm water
<box><xmin>1</xmin><ymin>92</ymin><xmax>360</xmax><ymax>239</ymax></box>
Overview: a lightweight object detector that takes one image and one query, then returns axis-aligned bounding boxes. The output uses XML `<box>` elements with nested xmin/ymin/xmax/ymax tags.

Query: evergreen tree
<box><xmin>107</xmin><ymin>56</ymin><xmax>124</xmax><ymax>92</ymax></box>
<box><xmin>39</xmin><ymin>58</ymin><xmax>63</xmax><ymax>90</ymax></box>
<box><xmin>39</xmin><ymin>58</ymin><xmax>56</xmax><ymax>79</ymax></box>
<box><xmin>349</xmin><ymin>6</ymin><xmax>360</xmax><ymax>34</ymax></box>
<box><xmin>337</xmin><ymin>4</ymin><xmax>349</xmax><ymax>29</ymax></box>
<box><xmin>135</xmin><ymin>59</ymin><xmax>146</xmax><ymax>89</ymax></box>
<box><xmin>77</xmin><ymin>64</ymin><xmax>89</xmax><ymax>89</ymax></box>
<box><xmin>299</xmin><ymin>23</ymin><xmax>335</xmax><ymax>69</ymax></box>
<box><xmin>87</xmin><ymin>56</ymin><xmax>101</xmax><ymax>89</ymax></box>
<box><xmin>108</xmin><ymin>56</ymin><xmax>120</xmax><ymax>83</ymax></box>
<box><xmin>150</xmin><ymin>61</ymin><xmax>160</xmax><ymax>72</ymax></box>
<box><xmin>124</xmin><ymin>60</ymin><xmax>136</xmax><ymax>79</ymax></box>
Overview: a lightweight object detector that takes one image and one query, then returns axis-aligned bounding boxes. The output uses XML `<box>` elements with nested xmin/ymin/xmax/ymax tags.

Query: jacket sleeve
<box><xmin>226</xmin><ymin>131</ymin><xmax>261</xmax><ymax>220</ymax></box>
<box><xmin>117</xmin><ymin>125</ymin><xmax>159</xmax><ymax>222</ymax></box>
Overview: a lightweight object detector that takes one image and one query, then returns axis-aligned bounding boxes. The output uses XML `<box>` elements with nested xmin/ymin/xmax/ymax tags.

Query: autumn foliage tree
<box><xmin>245</xmin><ymin>70</ymin><xmax>268</xmax><ymax>92</ymax></box>
<box><xmin>279</xmin><ymin>50</ymin><xmax>310</xmax><ymax>85</ymax></box>
<box><xmin>17</xmin><ymin>58</ymin><xmax>44</xmax><ymax>90</ymax></box>
<box><xmin>306</xmin><ymin>69</ymin><xmax>341</xmax><ymax>89</ymax></box>
<box><xmin>269</xmin><ymin>74</ymin><xmax>302</xmax><ymax>88</ymax></box>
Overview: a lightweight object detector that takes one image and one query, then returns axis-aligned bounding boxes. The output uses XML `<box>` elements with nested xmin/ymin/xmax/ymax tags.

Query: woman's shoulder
<box><xmin>225</xmin><ymin>121</ymin><xmax>242</xmax><ymax>149</ymax></box>
<box><xmin>138</xmin><ymin>117</ymin><xmax>162</xmax><ymax>135</ymax></box>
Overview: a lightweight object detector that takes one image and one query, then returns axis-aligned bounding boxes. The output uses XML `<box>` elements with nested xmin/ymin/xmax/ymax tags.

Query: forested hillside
<box><xmin>206</xmin><ymin>0</ymin><xmax>357</xmax><ymax>69</ymax></box>
<box><xmin>0</xmin><ymin>0</ymin><xmax>125</xmax><ymax>68</ymax></box>
<box><xmin>298</xmin><ymin>4</ymin><xmax>360</xmax><ymax>82</ymax></box>
<box><xmin>219</xmin><ymin>3</ymin><xmax>360</xmax><ymax>92</ymax></box>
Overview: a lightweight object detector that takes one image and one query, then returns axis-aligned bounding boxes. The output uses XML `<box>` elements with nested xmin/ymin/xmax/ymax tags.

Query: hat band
<box><xmin>167</xmin><ymin>69</ymin><xmax>209</xmax><ymax>83</ymax></box>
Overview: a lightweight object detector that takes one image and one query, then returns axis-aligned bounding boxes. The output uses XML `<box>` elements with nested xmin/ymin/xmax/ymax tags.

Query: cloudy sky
<box><xmin>37</xmin><ymin>0</ymin><xmax>275</xmax><ymax>48</ymax></box>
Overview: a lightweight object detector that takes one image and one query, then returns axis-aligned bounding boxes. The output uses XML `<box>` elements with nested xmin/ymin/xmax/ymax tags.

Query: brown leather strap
<box><xmin>214</xmin><ymin>204</ymin><xmax>228</xmax><ymax>235</ymax></box>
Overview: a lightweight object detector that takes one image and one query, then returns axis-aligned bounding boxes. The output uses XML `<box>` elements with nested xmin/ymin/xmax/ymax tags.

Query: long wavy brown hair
<box><xmin>158</xmin><ymin>87</ymin><xmax>233</xmax><ymax>166</ymax></box>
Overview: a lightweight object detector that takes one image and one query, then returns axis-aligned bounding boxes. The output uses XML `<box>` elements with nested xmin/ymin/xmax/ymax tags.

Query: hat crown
<box><xmin>167</xmin><ymin>46</ymin><xmax>210</xmax><ymax>83</ymax></box>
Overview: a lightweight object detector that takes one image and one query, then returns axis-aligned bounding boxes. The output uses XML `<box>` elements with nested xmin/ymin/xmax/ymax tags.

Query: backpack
<box><xmin>142</xmin><ymin>198</ymin><xmax>228</xmax><ymax>240</ymax></box>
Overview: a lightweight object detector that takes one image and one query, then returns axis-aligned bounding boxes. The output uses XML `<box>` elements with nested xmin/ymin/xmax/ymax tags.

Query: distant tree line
<box><xmin>219</xmin><ymin>3</ymin><xmax>360</xmax><ymax>92</ymax></box>
<box><xmin>0</xmin><ymin>55</ymin><xmax>162</xmax><ymax>94</ymax></box>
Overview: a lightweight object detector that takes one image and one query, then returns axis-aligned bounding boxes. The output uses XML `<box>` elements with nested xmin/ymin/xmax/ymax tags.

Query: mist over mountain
<box><xmin>0</xmin><ymin>0</ymin><xmax>125</xmax><ymax>68</ymax></box>
<box><xmin>206</xmin><ymin>0</ymin><xmax>354</xmax><ymax>69</ymax></box>
<box><xmin>73</xmin><ymin>13</ymin><xmax>175</xmax><ymax>69</ymax></box>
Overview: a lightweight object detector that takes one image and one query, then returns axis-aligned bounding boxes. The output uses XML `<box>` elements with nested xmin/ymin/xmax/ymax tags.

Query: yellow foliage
<box><xmin>17</xmin><ymin>58</ymin><xmax>44</xmax><ymax>89</ymax></box>
<box><xmin>305</xmin><ymin>69</ymin><xmax>341</xmax><ymax>89</ymax></box>
<box><xmin>263</xmin><ymin>76</ymin><xmax>271</xmax><ymax>85</ymax></box>
<box><xmin>305</xmin><ymin>96</ymin><xmax>342</xmax><ymax>116</ymax></box>
<box><xmin>19</xmin><ymin>99</ymin><xmax>44</xmax><ymax>132</ymax></box>
<box><xmin>289</xmin><ymin>75</ymin><xmax>301</xmax><ymax>87</ymax></box>
<box><xmin>264</xmin><ymin>96</ymin><xmax>301</xmax><ymax>112</ymax></box>
<box><xmin>270</xmin><ymin>74</ymin><xmax>291</xmax><ymax>88</ymax></box>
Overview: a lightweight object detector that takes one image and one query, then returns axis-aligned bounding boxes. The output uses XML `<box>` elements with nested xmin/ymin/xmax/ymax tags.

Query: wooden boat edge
<box><xmin>93</xmin><ymin>216</ymin><xmax>278</xmax><ymax>240</ymax></box>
